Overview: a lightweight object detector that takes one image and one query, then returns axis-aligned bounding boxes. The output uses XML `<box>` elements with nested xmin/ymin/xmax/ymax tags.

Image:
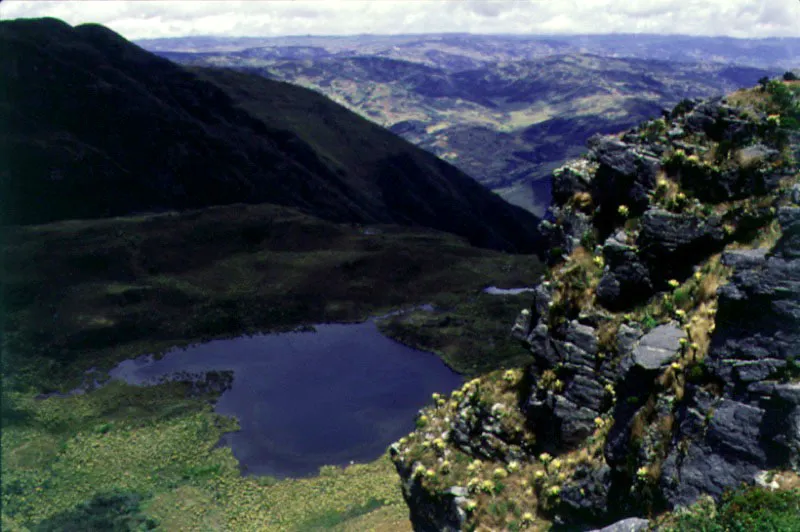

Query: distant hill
<box><xmin>0</xmin><ymin>18</ymin><xmax>542</xmax><ymax>253</ymax></box>
<box><xmin>153</xmin><ymin>47</ymin><xmax>778</xmax><ymax>215</ymax></box>
<box><xmin>137</xmin><ymin>33</ymin><xmax>800</xmax><ymax>71</ymax></box>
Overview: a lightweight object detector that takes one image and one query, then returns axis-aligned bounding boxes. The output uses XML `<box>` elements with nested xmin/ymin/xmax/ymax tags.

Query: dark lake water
<box><xmin>108</xmin><ymin>319</ymin><xmax>462</xmax><ymax>478</ymax></box>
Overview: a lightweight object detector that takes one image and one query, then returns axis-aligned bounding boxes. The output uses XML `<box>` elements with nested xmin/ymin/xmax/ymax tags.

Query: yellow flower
<box><xmin>539</xmin><ymin>453</ymin><xmax>552</xmax><ymax>464</ymax></box>
<box><xmin>493</xmin><ymin>467</ymin><xmax>508</xmax><ymax>479</ymax></box>
<box><xmin>668</xmin><ymin>279</ymin><xmax>680</xmax><ymax>288</ymax></box>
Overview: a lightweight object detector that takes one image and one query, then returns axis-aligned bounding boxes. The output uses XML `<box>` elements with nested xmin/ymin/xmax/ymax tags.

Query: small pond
<box><xmin>108</xmin><ymin>318</ymin><xmax>462</xmax><ymax>478</ymax></box>
<box><xmin>482</xmin><ymin>286</ymin><xmax>536</xmax><ymax>295</ymax></box>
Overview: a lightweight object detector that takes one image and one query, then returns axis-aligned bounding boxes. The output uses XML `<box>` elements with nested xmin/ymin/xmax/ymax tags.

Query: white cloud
<box><xmin>0</xmin><ymin>0</ymin><xmax>798</xmax><ymax>40</ymax></box>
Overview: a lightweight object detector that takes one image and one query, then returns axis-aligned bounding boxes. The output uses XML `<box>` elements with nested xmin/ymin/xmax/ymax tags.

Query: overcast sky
<box><xmin>1</xmin><ymin>0</ymin><xmax>799</xmax><ymax>40</ymax></box>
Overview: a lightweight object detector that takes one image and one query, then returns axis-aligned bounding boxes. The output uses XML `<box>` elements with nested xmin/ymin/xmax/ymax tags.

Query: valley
<box><xmin>140</xmin><ymin>35</ymin><xmax>792</xmax><ymax>215</ymax></box>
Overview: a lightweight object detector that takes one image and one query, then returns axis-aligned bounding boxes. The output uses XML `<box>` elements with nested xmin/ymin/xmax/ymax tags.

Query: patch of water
<box><xmin>108</xmin><ymin>318</ymin><xmax>461</xmax><ymax>478</ymax></box>
<box><xmin>482</xmin><ymin>286</ymin><xmax>536</xmax><ymax>295</ymax></box>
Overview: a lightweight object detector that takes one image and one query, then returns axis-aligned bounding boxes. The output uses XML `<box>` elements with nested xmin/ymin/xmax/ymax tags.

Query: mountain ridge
<box><xmin>155</xmin><ymin>46</ymin><xmax>777</xmax><ymax>215</ymax></box>
<box><xmin>0</xmin><ymin>17</ymin><xmax>541</xmax><ymax>253</ymax></box>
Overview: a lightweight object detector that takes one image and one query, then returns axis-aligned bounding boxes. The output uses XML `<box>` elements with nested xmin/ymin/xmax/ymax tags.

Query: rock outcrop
<box><xmin>393</xmin><ymin>85</ymin><xmax>800</xmax><ymax>531</ymax></box>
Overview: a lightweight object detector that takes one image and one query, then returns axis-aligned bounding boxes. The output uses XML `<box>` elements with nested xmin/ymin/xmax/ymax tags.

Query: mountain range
<box><xmin>0</xmin><ymin>18</ymin><xmax>541</xmax><ymax>253</ymax></box>
<box><xmin>139</xmin><ymin>36</ymin><xmax>784</xmax><ymax>215</ymax></box>
<box><xmin>137</xmin><ymin>33</ymin><xmax>800</xmax><ymax>71</ymax></box>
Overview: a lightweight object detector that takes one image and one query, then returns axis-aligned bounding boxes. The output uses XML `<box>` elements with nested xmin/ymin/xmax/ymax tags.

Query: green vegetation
<box><xmin>377</xmin><ymin>292</ymin><xmax>536</xmax><ymax>376</ymax></box>
<box><xmin>1</xmin><ymin>201</ymin><xmax>543</xmax><ymax>530</ymax></box>
<box><xmin>663</xmin><ymin>486</ymin><xmax>800</xmax><ymax>532</ymax></box>
<box><xmin>2</xmin><ymin>202</ymin><xmax>542</xmax><ymax>394</ymax></box>
<box><xmin>30</xmin><ymin>491</ymin><xmax>157</xmax><ymax>532</ymax></box>
<box><xmin>0</xmin><ymin>381</ymin><xmax>410</xmax><ymax>530</ymax></box>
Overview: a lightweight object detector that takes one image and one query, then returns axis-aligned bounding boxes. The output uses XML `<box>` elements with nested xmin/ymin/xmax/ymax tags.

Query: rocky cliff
<box><xmin>391</xmin><ymin>80</ymin><xmax>800</xmax><ymax>530</ymax></box>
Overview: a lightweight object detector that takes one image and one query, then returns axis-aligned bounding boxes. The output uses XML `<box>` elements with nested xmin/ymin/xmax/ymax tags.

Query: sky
<box><xmin>1</xmin><ymin>0</ymin><xmax>799</xmax><ymax>40</ymax></box>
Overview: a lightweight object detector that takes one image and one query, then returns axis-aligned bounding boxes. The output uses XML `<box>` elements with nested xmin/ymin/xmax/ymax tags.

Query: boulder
<box><xmin>557</xmin><ymin>464</ymin><xmax>613</xmax><ymax>524</ymax></box>
<box><xmin>588</xmin><ymin>136</ymin><xmax>661</xmax><ymax>215</ymax></box>
<box><xmin>638</xmin><ymin>208</ymin><xmax>726</xmax><ymax>284</ymax></box>
<box><xmin>622</xmin><ymin>323</ymin><xmax>685</xmax><ymax>373</ymax></box>
<box><xmin>589</xmin><ymin>517</ymin><xmax>650</xmax><ymax>532</ymax></box>
<box><xmin>660</xmin><ymin>399</ymin><xmax>769</xmax><ymax>508</ymax></box>
<box><xmin>596</xmin><ymin>235</ymin><xmax>653</xmax><ymax>310</ymax></box>
<box><xmin>616</xmin><ymin>323</ymin><xmax>644</xmax><ymax>357</ymax></box>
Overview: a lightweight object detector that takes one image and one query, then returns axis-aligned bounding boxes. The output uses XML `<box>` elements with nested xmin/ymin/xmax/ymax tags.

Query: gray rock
<box><xmin>659</xmin><ymin>205</ymin><xmax>800</xmax><ymax>509</ymax></box>
<box><xmin>776</xmin><ymin>207</ymin><xmax>800</xmax><ymax>258</ymax></box>
<box><xmin>558</xmin><ymin>464</ymin><xmax>612</xmax><ymax>523</ymax></box>
<box><xmin>565</xmin><ymin>320</ymin><xmax>599</xmax><ymax>355</ymax></box>
<box><xmin>630</xmin><ymin>324</ymin><xmax>685</xmax><ymax>371</ymax></box>
<box><xmin>731</xmin><ymin>359</ymin><xmax>786</xmax><ymax>383</ymax></box>
<box><xmin>392</xmin><ymin>458</ymin><xmax>466</xmax><ymax>532</ymax></box>
<box><xmin>721</xmin><ymin>248</ymin><xmax>769</xmax><ymax>270</ymax></box>
<box><xmin>565</xmin><ymin>374</ymin><xmax>608</xmax><ymax>413</ymax></box>
<box><xmin>554</xmin><ymin>395</ymin><xmax>599</xmax><ymax>446</ymax></box>
<box><xmin>590</xmin><ymin>517</ymin><xmax>650</xmax><ymax>532</ymax></box>
<box><xmin>791</xmin><ymin>184</ymin><xmax>800</xmax><ymax>205</ymax></box>
<box><xmin>588</xmin><ymin>135</ymin><xmax>661</xmax><ymax>213</ymax></box>
<box><xmin>597</xmin><ymin>236</ymin><xmax>653</xmax><ymax>310</ymax></box>
<box><xmin>660</xmin><ymin>400</ymin><xmax>767</xmax><ymax>508</ymax></box>
<box><xmin>616</xmin><ymin>324</ymin><xmax>644</xmax><ymax>357</ymax></box>
<box><xmin>539</xmin><ymin>209</ymin><xmax>593</xmax><ymax>264</ymax></box>
<box><xmin>638</xmin><ymin>208</ymin><xmax>727</xmax><ymax>283</ymax></box>
<box><xmin>682</xmin><ymin>98</ymin><xmax>757</xmax><ymax>144</ymax></box>
<box><xmin>706</xmin><ymin>400</ymin><xmax>768</xmax><ymax>464</ymax></box>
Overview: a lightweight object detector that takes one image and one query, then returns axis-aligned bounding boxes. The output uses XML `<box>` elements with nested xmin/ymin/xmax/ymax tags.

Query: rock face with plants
<box><xmin>391</xmin><ymin>79</ymin><xmax>800</xmax><ymax>530</ymax></box>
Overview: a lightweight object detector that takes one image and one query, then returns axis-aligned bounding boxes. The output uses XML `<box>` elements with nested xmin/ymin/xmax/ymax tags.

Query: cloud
<box><xmin>1</xmin><ymin>0</ymin><xmax>798</xmax><ymax>40</ymax></box>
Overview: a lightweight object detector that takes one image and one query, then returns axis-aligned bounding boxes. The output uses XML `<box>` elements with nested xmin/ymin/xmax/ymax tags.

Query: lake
<box><xmin>108</xmin><ymin>318</ymin><xmax>462</xmax><ymax>478</ymax></box>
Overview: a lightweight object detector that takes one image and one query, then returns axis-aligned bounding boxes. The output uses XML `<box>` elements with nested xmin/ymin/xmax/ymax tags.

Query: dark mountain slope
<box><xmin>0</xmin><ymin>18</ymin><xmax>541</xmax><ymax>253</ymax></box>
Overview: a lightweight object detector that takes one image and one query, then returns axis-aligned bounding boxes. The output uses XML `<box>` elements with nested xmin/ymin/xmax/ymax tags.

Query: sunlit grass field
<box><xmin>1</xmin><ymin>381</ymin><xmax>411</xmax><ymax>530</ymax></box>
